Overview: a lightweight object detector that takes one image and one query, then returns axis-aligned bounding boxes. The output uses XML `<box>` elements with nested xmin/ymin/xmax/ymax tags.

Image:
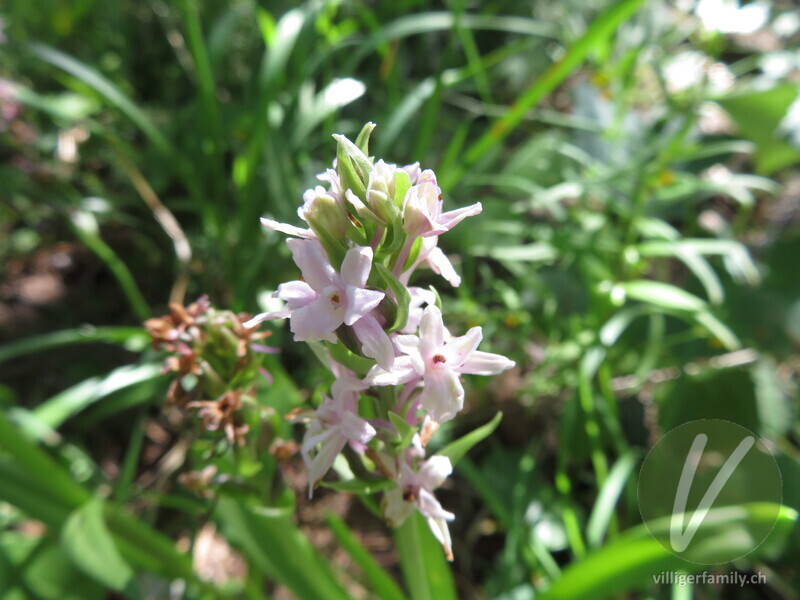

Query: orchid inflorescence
<box><xmin>247</xmin><ymin>123</ymin><xmax>514</xmax><ymax>559</ymax></box>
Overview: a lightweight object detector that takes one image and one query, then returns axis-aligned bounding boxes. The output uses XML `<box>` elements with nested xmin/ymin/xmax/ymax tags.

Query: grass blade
<box><xmin>586</xmin><ymin>452</ymin><xmax>638</xmax><ymax>549</ymax></box>
<box><xmin>0</xmin><ymin>327</ymin><xmax>148</xmax><ymax>364</ymax></box>
<box><xmin>395</xmin><ymin>512</ymin><xmax>457</xmax><ymax>600</ymax></box>
<box><xmin>442</xmin><ymin>0</ymin><xmax>646</xmax><ymax>189</ymax></box>
<box><xmin>326</xmin><ymin>513</ymin><xmax>406</xmax><ymax>600</ymax></box>
<box><xmin>215</xmin><ymin>497</ymin><xmax>351</xmax><ymax>600</ymax></box>
<box><xmin>33</xmin><ymin>363</ymin><xmax>162</xmax><ymax>429</ymax></box>
<box><xmin>540</xmin><ymin>504</ymin><xmax>796</xmax><ymax>600</ymax></box>
<box><xmin>28</xmin><ymin>43</ymin><xmax>173</xmax><ymax>157</ymax></box>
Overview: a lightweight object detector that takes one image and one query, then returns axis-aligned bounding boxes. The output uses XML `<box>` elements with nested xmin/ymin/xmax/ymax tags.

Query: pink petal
<box><xmin>352</xmin><ymin>314</ymin><xmax>395</xmax><ymax>371</ymax></box>
<box><xmin>444</xmin><ymin>326</ymin><xmax>482</xmax><ymax>367</ymax></box>
<box><xmin>275</xmin><ymin>280</ymin><xmax>317</xmax><ymax>309</ymax></box>
<box><xmin>339</xmin><ymin>411</ymin><xmax>377</xmax><ymax>445</ymax></box>
<box><xmin>364</xmin><ymin>356</ymin><xmax>417</xmax><ymax>386</ymax></box>
<box><xmin>426</xmin><ymin>515</ymin><xmax>454</xmax><ymax>561</ymax></box>
<box><xmin>341</xmin><ymin>246</ymin><xmax>374</xmax><ymax>288</ymax></box>
<box><xmin>261</xmin><ymin>217</ymin><xmax>316</xmax><ymax>239</ymax></box>
<box><xmin>289</xmin><ymin>296</ymin><xmax>343</xmax><ymax>342</ymax></box>
<box><xmin>383</xmin><ymin>487</ymin><xmax>415</xmax><ymax>527</ymax></box>
<box><xmin>427</xmin><ymin>247</ymin><xmax>461</xmax><ymax>287</ymax></box>
<box><xmin>344</xmin><ymin>286</ymin><xmax>385</xmax><ymax>326</ymax></box>
<box><xmin>460</xmin><ymin>350</ymin><xmax>516</xmax><ymax>375</ymax></box>
<box><xmin>305</xmin><ymin>431</ymin><xmax>345</xmax><ymax>498</ymax></box>
<box><xmin>420</xmin><ymin>367</ymin><xmax>463</xmax><ymax>423</ymax></box>
<box><xmin>243</xmin><ymin>311</ymin><xmax>288</xmax><ymax>328</ymax></box>
<box><xmin>393</xmin><ymin>334</ymin><xmax>420</xmax><ymax>355</ymax></box>
<box><xmin>364</xmin><ymin>356</ymin><xmax>418</xmax><ymax>386</ymax></box>
<box><xmin>345</xmin><ymin>189</ymin><xmax>382</xmax><ymax>223</ymax></box>
<box><xmin>437</xmin><ymin>202</ymin><xmax>482</xmax><ymax>231</ymax></box>
<box><xmin>418</xmin><ymin>306</ymin><xmax>445</xmax><ymax>359</ymax></box>
<box><xmin>286</xmin><ymin>238</ymin><xmax>336</xmax><ymax>292</ymax></box>
<box><xmin>418</xmin><ymin>455</ymin><xmax>453</xmax><ymax>490</ymax></box>
<box><xmin>418</xmin><ymin>488</ymin><xmax>455</xmax><ymax>521</ymax></box>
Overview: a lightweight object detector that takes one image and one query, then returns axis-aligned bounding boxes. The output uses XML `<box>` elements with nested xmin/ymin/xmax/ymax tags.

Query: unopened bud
<box><xmin>301</xmin><ymin>190</ymin><xmax>348</xmax><ymax>239</ymax></box>
<box><xmin>334</xmin><ymin>125</ymin><xmax>374</xmax><ymax>202</ymax></box>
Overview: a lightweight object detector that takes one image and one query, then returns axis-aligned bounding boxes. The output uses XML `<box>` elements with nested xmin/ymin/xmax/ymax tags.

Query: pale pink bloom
<box><xmin>260</xmin><ymin>184</ymin><xmax>345</xmax><ymax>239</ymax></box>
<box><xmin>400</xmin><ymin>238</ymin><xmax>462</xmax><ymax>287</ymax></box>
<box><xmin>302</xmin><ymin>375</ymin><xmax>375</xmax><ymax>497</ymax></box>
<box><xmin>366</xmin><ymin>305</ymin><xmax>515</xmax><ymax>423</ymax></box>
<box><xmin>402</xmin><ymin>287</ymin><xmax>438</xmax><ymax>334</ymax></box>
<box><xmin>402</xmin><ymin>162</ymin><xmax>421</xmax><ymax>184</ymax></box>
<box><xmin>382</xmin><ymin>446</ymin><xmax>455</xmax><ymax>560</ymax></box>
<box><xmin>260</xmin><ymin>216</ymin><xmax>316</xmax><ymax>239</ymax></box>
<box><xmin>317</xmin><ymin>167</ymin><xmax>344</xmax><ymax>202</ymax></box>
<box><xmin>402</xmin><ymin>176</ymin><xmax>482</xmax><ymax>238</ymax></box>
<box><xmin>249</xmin><ymin>240</ymin><xmax>394</xmax><ymax>368</ymax></box>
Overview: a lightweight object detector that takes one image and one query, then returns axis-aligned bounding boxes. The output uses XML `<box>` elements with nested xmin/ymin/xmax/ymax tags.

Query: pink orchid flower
<box><xmin>401</xmin><ymin>172</ymin><xmax>483</xmax><ymax>238</ymax></box>
<box><xmin>302</xmin><ymin>376</ymin><xmax>375</xmax><ymax>498</ymax></box>
<box><xmin>249</xmin><ymin>239</ymin><xmax>394</xmax><ymax>369</ymax></box>
<box><xmin>366</xmin><ymin>305</ymin><xmax>515</xmax><ymax>423</ymax></box>
<box><xmin>382</xmin><ymin>444</ymin><xmax>455</xmax><ymax>560</ymax></box>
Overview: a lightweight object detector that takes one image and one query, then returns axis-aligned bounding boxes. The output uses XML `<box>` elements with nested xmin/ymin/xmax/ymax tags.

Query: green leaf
<box><xmin>693</xmin><ymin>311</ymin><xmax>741</xmax><ymax>351</ymax></box>
<box><xmin>335</xmin><ymin>133</ymin><xmax>373</xmax><ymax>201</ymax></box>
<box><xmin>620</xmin><ymin>280</ymin><xmax>707</xmax><ymax>312</ymax></box>
<box><xmin>395</xmin><ymin>512</ymin><xmax>457</xmax><ymax>600</ymax></box>
<box><xmin>20</xmin><ymin>542</ymin><xmax>105</xmax><ymax>600</ymax></box>
<box><xmin>327</xmin><ymin>341</ymin><xmax>375</xmax><ymax>376</ymax></box>
<box><xmin>33</xmin><ymin>363</ymin><xmax>163</xmax><ymax>429</ymax></box>
<box><xmin>326</xmin><ymin>514</ymin><xmax>406</xmax><ymax>600</ymax></box>
<box><xmin>374</xmin><ymin>263</ymin><xmax>412</xmax><ymax>332</ymax></box>
<box><xmin>62</xmin><ymin>499</ymin><xmax>135</xmax><ymax>593</ymax></box>
<box><xmin>215</xmin><ymin>497</ymin><xmax>351</xmax><ymax>600</ymax></box>
<box><xmin>70</xmin><ymin>210</ymin><xmax>151</xmax><ymax>321</ymax></box>
<box><xmin>28</xmin><ymin>43</ymin><xmax>173</xmax><ymax>158</ymax></box>
<box><xmin>0</xmin><ymin>327</ymin><xmax>149</xmax><ymax>364</ymax></box>
<box><xmin>437</xmin><ymin>412</ymin><xmax>502</xmax><ymax>466</ymax></box>
<box><xmin>294</xmin><ymin>80</ymin><xmax>367</xmax><ymax>145</ymax></box>
<box><xmin>599</xmin><ymin>306</ymin><xmax>650</xmax><ymax>347</ymax></box>
<box><xmin>441</xmin><ymin>0</ymin><xmax>647</xmax><ymax>189</ymax></box>
<box><xmin>719</xmin><ymin>84</ymin><xmax>800</xmax><ymax>174</ymax></box>
<box><xmin>586</xmin><ymin>452</ymin><xmax>638</xmax><ymax>549</ymax></box>
<box><xmin>354</xmin><ymin>121</ymin><xmax>377</xmax><ymax>155</ymax></box>
<box><xmin>389</xmin><ymin>411</ymin><xmax>417</xmax><ymax>447</ymax></box>
<box><xmin>0</xmin><ymin>412</ymin><xmax>90</xmax><ymax>510</ymax></box>
<box><xmin>540</xmin><ymin>503</ymin><xmax>796</xmax><ymax>600</ymax></box>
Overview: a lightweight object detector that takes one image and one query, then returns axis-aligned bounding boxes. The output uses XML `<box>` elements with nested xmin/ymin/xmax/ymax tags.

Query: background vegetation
<box><xmin>1</xmin><ymin>0</ymin><xmax>799</xmax><ymax>598</ymax></box>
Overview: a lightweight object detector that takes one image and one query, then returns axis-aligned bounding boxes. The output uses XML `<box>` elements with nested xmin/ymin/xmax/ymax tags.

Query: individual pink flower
<box><xmin>366</xmin><ymin>305</ymin><xmax>515</xmax><ymax>423</ymax></box>
<box><xmin>401</xmin><ymin>287</ymin><xmax>438</xmax><ymax>334</ymax></box>
<box><xmin>248</xmin><ymin>239</ymin><xmax>394</xmax><ymax>368</ymax></box>
<box><xmin>400</xmin><ymin>237</ymin><xmax>462</xmax><ymax>287</ymax></box>
<box><xmin>402</xmin><ymin>174</ymin><xmax>483</xmax><ymax>238</ymax></box>
<box><xmin>302</xmin><ymin>376</ymin><xmax>375</xmax><ymax>497</ymax></box>
<box><xmin>382</xmin><ymin>444</ymin><xmax>455</xmax><ymax>560</ymax></box>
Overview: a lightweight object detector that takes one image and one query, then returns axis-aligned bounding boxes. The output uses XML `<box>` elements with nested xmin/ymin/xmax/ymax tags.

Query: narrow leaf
<box><xmin>437</xmin><ymin>412</ymin><xmax>502</xmax><ymax>466</ymax></box>
<box><xmin>62</xmin><ymin>499</ymin><xmax>134</xmax><ymax>593</ymax></box>
<box><xmin>374</xmin><ymin>263</ymin><xmax>412</xmax><ymax>332</ymax></box>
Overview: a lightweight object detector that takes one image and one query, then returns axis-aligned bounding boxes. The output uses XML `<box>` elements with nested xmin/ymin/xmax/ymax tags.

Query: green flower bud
<box><xmin>334</xmin><ymin>123</ymin><xmax>375</xmax><ymax>202</ymax></box>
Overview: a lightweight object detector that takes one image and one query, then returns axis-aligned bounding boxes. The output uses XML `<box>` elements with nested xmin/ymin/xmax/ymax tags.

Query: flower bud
<box><xmin>301</xmin><ymin>189</ymin><xmax>348</xmax><ymax>239</ymax></box>
<box><xmin>367</xmin><ymin>160</ymin><xmax>401</xmax><ymax>223</ymax></box>
<box><xmin>334</xmin><ymin>125</ymin><xmax>374</xmax><ymax>202</ymax></box>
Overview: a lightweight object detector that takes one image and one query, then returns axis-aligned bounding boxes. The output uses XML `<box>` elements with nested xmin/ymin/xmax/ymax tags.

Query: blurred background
<box><xmin>1</xmin><ymin>0</ymin><xmax>799</xmax><ymax>598</ymax></box>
